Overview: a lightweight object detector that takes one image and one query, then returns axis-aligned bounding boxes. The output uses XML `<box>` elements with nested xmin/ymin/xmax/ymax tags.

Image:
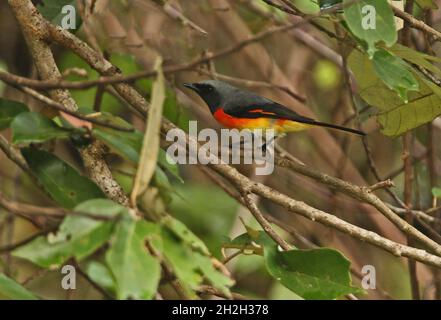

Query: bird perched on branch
<box><xmin>183</xmin><ymin>80</ymin><xmax>365</xmax><ymax>136</ymax></box>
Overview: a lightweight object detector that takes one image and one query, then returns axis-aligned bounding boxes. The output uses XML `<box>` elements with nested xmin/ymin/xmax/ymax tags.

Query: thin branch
<box><xmin>388</xmin><ymin>204</ymin><xmax>441</xmax><ymax>226</ymax></box>
<box><xmin>392</xmin><ymin>6</ymin><xmax>441</xmax><ymax>41</ymax></box>
<box><xmin>368</xmin><ymin>180</ymin><xmax>395</xmax><ymax>192</ymax></box>
<box><xmin>242</xmin><ymin>192</ymin><xmax>291</xmax><ymax>250</ymax></box>
<box><xmin>163</xmin><ymin>3</ymin><xmax>208</xmax><ymax>35</ymax></box>
<box><xmin>0</xmin><ymin>191</ymin><xmax>116</xmax><ymax>221</ymax></box>
<box><xmin>197</xmin><ymin>285</ymin><xmax>248</xmax><ymax>300</ymax></box>
<box><xmin>14</xmin><ymin>85</ymin><xmax>134</xmax><ymax>132</ymax></box>
<box><xmin>199</xmin><ymin>69</ymin><xmax>306</xmax><ymax>103</ymax></box>
<box><xmin>275</xmin><ymin>156</ymin><xmax>441</xmax><ymax>258</ymax></box>
<box><xmin>0</xmin><ymin>135</ymin><xmax>30</xmax><ymax>174</ymax></box>
<box><xmin>0</xmin><ymin>4</ymin><xmax>346</xmax><ymax>91</ymax></box>
<box><xmin>0</xmin><ymin>228</ymin><xmax>52</xmax><ymax>253</ymax></box>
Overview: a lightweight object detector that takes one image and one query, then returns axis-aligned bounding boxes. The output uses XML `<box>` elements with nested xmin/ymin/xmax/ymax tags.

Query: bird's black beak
<box><xmin>183</xmin><ymin>83</ymin><xmax>199</xmax><ymax>92</ymax></box>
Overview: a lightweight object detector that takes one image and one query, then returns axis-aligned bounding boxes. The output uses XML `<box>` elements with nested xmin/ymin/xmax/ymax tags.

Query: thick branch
<box><xmin>8</xmin><ymin>0</ymin><xmax>128</xmax><ymax>205</ymax></box>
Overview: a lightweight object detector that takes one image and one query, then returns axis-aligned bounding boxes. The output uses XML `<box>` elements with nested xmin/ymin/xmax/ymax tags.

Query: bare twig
<box><xmin>242</xmin><ymin>191</ymin><xmax>291</xmax><ymax>250</ymax></box>
<box><xmin>197</xmin><ymin>285</ymin><xmax>248</xmax><ymax>300</ymax></box>
<box><xmin>368</xmin><ymin>180</ymin><xmax>395</xmax><ymax>192</ymax></box>
<box><xmin>14</xmin><ymin>85</ymin><xmax>134</xmax><ymax>132</ymax></box>
<box><xmin>199</xmin><ymin>69</ymin><xmax>306</xmax><ymax>103</ymax></box>
<box><xmin>0</xmin><ymin>191</ymin><xmax>116</xmax><ymax>221</ymax></box>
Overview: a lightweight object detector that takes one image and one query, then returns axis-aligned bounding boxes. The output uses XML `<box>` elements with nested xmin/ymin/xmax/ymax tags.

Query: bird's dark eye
<box><xmin>207</xmin><ymin>86</ymin><xmax>213</xmax><ymax>91</ymax></box>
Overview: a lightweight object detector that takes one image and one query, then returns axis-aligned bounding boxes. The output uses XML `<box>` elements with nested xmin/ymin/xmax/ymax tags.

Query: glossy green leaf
<box><xmin>11</xmin><ymin>112</ymin><xmax>72</xmax><ymax>144</ymax></box>
<box><xmin>229</xmin><ymin>229</ymin><xmax>361</xmax><ymax>300</ymax></box>
<box><xmin>0</xmin><ymin>98</ymin><xmax>28</xmax><ymax>129</ymax></box>
<box><xmin>106</xmin><ymin>218</ymin><xmax>161</xmax><ymax>300</ymax></box>
<box><xmin>349</xmin><ymin>49</ymin><xmax>441</xmax><ymax>136</ymax></box>
<box><xmin>264</xmin><ymin>246</ymin><xmax>363</xmax><ymax>300</ymax></box>
<box><xmin>0</xmin><ymin>273</ymin><xmax>38</xmax><ymax>300</ymax></box>
<box><xmin>13</xmin><ymin>199</ymin><xmax>120</xmax><ymax>268</ymax></box>
<box><xmin>343</xmin><ymin>0</ymin><xmax>397</xmax><ymax>56</ymax></box>
<box><xmin>22</xmin><ymin>148</ymin><xmax>105</xmax><ymax>208</ymax></box>
<box><xmin>372</xmin><ymin>49</ymin><xmax>419</xmax><ymax>102</ymax></box>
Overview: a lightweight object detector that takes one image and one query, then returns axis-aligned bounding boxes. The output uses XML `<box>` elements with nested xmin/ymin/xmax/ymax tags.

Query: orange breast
<box><xmin>213</xmin><ymin>108</ymin><xmax>271</xmax><ymax>130</ymax></box>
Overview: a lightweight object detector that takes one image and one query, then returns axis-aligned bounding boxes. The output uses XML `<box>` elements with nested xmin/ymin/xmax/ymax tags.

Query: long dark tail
<box><xmin>307</xmin><ymin>120</ymin><xmax>365</xmax><ymax>136</ymax></box>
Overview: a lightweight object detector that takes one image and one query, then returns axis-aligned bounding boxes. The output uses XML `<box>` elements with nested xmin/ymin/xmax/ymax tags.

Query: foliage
<box><xmin>224</xmin><ymin>226</ymin><xmax>363</xmax><ymax>300</ymax></box>
<box><xmin>1</xmin><ymin>0</ymin><xmax>440</xmax><ymax>301</ymax></box>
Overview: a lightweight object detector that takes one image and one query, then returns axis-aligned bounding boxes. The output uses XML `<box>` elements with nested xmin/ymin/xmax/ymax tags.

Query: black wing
<box><xmin>222</xmin><ymin>90</ymin><xmax>314</xmax><ymax>122</ymax></box>
<box><xmin>222</xmin><ymin>90</ymin><xmax>365</xmax><ymax>136</ymax></box>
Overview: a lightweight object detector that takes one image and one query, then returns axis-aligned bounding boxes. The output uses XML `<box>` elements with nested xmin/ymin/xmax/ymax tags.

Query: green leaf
<box><xmin>169</xmin><ymin>184</ymin><xmax>239</xmax><ymax>257</ymax></box>
<box><xmin>192</xmin><ymin>249</ymin><xmax>234</xmax><ymax>297</ymax></box>
<box><xmin>13</xmin><ymin>199</ymin><xmax>120</xmax><ymax>268</ymax></box>
<box><xmin>349</xmin><ymin>49</ymin><xmax>441</xmax><ymax>136</ymax></box>
<box><xmin>0</xmin><ymin>98</ymin><xmax>28</xmax><ymax>129</ymax></box>
<box><xmin>93</xmin><ymin>128</ymin><xmax>143</xmax><ymax>163</ymax></box>
<box><xmin>390</xmin><ymin>44</ymin><xmax>441</xmax><ymax>77</ymax></box>
<box><xmin>0</xmin><ymin>273</ymin><xmax>38</xmax><ymax>300</ymax></box>
<box><xmin>94</xmin><ymin>128</ymin><xmax>183</xmax><ymax>183</ymax></box>
<box><xmin>161</xmin><ymin>216</ymin><xmax>210</xmax><ymax>256</ymax></box>
<box><xmin>343</xmin><ymin>0</ymin><xmax>397</xmax><ymax>56</ymax></box>
<box><xmin>160</xmin><ymin>229</ymin><xmax>201</xmax><ymax>295</ymax></box>
<box><xmin>372</xmin><ymin>49</ymin><xmax>419</xmax><ymax>102</ymax></box>
<box><xmin>264</xmin><ymin>246</ymin><xmax>363</xmax><ymax>300</ymax></box>
<box><xmin>106</xmin><ymin>218</ymin><xmax>161</xmax><ymax>300</ymax></box>
<box><xmin>86</xmin><ymin>261</ymin><xmax>116</xmax><ymax>294</ymax></box>
<box><xmin>37</xmin><ymin>0</ymin><xmax>82</xmax><ymax>30</ymax></box>
<box><xmin>160</xmin><ymin>226</ymin><xmax>233</xmax><ymax>297</ymax></box>
<box><xmin>432</xmin><ymin>187</ymin><xmax>441</xmax><ymax>198</ymax></box>
<box><xmin>22</xmin><ymin>148</ymin><xmax>105</xmax><ymax>208</ymax></box>
<box><xmin>11</xmin><ymin>112</ymin><xmax>72</xmax><ymax>144</ymax></box>
<box><xmin>229</xmin><ymin>229</ymin><xmax>361</xmax><ymax>300</ymax></box>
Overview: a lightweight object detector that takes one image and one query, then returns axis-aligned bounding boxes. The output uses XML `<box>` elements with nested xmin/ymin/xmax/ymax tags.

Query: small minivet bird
<box><xmin>183</xmin><ymin>80</ymin><xmax>364</xmax><ymax>136</ymax></box>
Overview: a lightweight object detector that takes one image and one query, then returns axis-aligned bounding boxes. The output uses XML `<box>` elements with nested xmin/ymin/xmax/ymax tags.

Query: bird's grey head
<box><xmin>183</xmin><ymin>80</ymin><xmax>237</xmax><ymax>113</ymax></box>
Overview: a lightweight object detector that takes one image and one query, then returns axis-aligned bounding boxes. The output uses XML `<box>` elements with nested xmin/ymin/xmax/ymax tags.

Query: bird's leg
<box><xmin>261</xmin><ymin>133</ymin><xmax>284</xmax><ymax>153</ymax></box>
